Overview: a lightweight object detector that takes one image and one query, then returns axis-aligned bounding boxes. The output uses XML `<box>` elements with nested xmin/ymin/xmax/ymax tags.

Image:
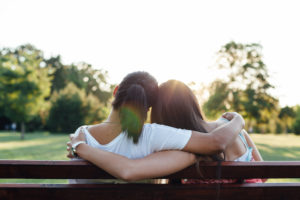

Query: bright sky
<box><xmin>1</xmin><ymin>0</ymin><xmax>300</xmax><ymax>106</ymax></box>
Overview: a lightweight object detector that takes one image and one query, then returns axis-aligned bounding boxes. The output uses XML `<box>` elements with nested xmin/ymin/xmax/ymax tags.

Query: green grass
<box><xmin>250</xmin><ymin>133</ymin><xmax>300</xmax><ymax>161</ymax></box>
<box><xmin>0</xmin><ymin>131</ymin><xmax>69</xmax><ymax>183</ymax></box>
<box><xmin>249</xmin><ymin>133</ymin><xmax>300</xmax><ymax>183</ymax></box>
<box><xmin>1</xmin><ymin>131</ymin><xmax>300</xmax><ymax>183</ymax></box>
<box><xmin>0</xmin><ymin>131</ymin><xmax>68</xmax><ymax>160</ymax></box>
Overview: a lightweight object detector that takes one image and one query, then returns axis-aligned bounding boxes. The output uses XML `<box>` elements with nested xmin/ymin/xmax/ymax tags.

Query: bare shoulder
<box><xmin>87</xmin><ymin>124</ymin><xmax>105</xmax><ymax>135</ymax></box>
<box><xmin>87</xmin><ymin>123</ymin><xmax>122</xmax><ymax>145</ymax></box>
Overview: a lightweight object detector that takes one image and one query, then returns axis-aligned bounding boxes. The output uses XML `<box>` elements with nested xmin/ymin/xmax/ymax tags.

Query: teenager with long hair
<box><xmin>67</xmin><ymin>75</ymin><xmax>246</xmax><ymax>181</ymax></box>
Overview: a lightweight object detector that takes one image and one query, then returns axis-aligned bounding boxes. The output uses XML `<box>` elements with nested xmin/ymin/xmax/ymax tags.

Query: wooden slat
<box><xmin>0</xmin><ymin>160</ymin><xmax>115</xmax><ymax>179</ymax></box>
<box><xmin>1</xmin><ymin>160</ymin><xmax>300</xmax><ymax>179</ymax></box>
<box><xmin>1</xmin><ymin>183</ymin><xmax>300</xmax><ymax>200</ymax></box>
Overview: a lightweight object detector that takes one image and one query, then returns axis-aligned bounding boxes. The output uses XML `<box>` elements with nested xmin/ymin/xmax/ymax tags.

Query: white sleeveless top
<box><xmin>70</xmin><ymin>123</ymin><xmax>192</xmax><ymax>183</ymax></box>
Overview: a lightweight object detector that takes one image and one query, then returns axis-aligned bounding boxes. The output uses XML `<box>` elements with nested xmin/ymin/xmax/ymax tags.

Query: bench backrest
<box><xmin>1</xmin><ymin>160</ymin><xmax>300</xmax><ymax>200</ymax></box>
<box><xmin>1</xmin><ymin>160</ymin><xmax>300</xmax><ymax>179</ymax></box>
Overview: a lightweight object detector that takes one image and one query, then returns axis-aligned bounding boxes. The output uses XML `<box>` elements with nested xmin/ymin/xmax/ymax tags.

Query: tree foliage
<box><xmin>292</xmin><ymin>106</ymin><xmax>300</xmax><ymax>135</ymax></box>
<box><xmin>203</xmin><ymin>81</ymin><xmax>229</xmax><ymax>118</ymax></box>
<box><xmin>46</xmin><ymin>57</ymin><xmax>113</xmax><ymax>104</ymax></box>
<box><xmin>0</xmin><ymin>44</ymin><xmax>51</xmax><ymax>139</ymax></box>
<box><xmin>0</xmin><ymin>44</ymin><xmax>113</xmax><ymax>135</ymax></box>
<box><xmin>203</xmin><ymin>41</ymin><xmax>278</xmax><ymax>130</ymax></box>
<box><xmin>278</xmin><ymin>106</ymin><xmax>296</xmax><ymax>133</ymax></box>
<box><xmin>46</xmin><ymin>83</ymin><xmax>108</xmax><ymax>133</ymax></box>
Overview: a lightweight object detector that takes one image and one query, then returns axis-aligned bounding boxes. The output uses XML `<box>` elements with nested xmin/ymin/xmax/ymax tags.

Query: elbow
<box><xmin>118</xmin><ymin>168</ymin><xmax>139</xmax><ymax>182</ymax></box>
<box><xmin>119</xmin><ymin>172</ymin><xmax>134</xmax><ymax>182</ymax></box>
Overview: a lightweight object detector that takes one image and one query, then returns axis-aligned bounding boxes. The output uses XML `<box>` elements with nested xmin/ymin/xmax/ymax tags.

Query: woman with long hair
<box><xmin>151</xmin><ymin>80</ymin><xmax>264</xmax><ymax>183</ymax></box>
<box><xmin>151</xmin><ymin>80</ymin><xmax>262</xmax><ymax>162</ymax></box>
<box><xmin>67</xmin><ymin>75</ymin><xmax>246</xmax><ymax>181</ymax></box>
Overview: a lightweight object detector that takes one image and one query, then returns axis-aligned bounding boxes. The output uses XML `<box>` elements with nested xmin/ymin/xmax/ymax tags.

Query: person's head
<box><xmin>151</xmin><ymin>79</ymin><xmax>207</xmax><ymax>133</ymax></box>
<box><xmin>151</xmin><ymin>80</ymin><xmax>224</xmax><ymax>161</ymax></box>
<box><xmin>112</xmin><ymin>71</ymin><xmax>158</xmax><ymax>143</ymax></box>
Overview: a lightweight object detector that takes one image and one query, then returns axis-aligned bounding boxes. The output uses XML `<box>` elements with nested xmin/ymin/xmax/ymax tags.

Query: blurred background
<box><xmin>0</xmin><ymin>0</ymin><xmax>300</xmax><ymax>183</ymax></box>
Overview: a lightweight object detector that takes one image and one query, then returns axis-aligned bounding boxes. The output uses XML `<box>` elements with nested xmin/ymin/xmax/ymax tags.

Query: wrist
<box><xmin>71</xmin><ymin>141</ymin><xmax>86</xmax><ymax>158</ymax></box>
<box><xmin>76</xmin><ymin>142</ymin><xmax>89</xmax><ymax>157</ymax></box>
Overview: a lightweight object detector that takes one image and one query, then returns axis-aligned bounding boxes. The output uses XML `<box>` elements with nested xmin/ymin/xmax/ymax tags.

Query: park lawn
<box><xmin>0</xmin><ymin>131</ymin><xmax>69</xmax><ymax>184</ymax></box>
<box><xmin>0</xmin><ymin>131</ymin><xmax>68</xmax><ymax>160</ymax></box>
<box><xmin>1</xmin><ymin>131</ymin><xmax>300</xmax><ymax>183</ymax></box>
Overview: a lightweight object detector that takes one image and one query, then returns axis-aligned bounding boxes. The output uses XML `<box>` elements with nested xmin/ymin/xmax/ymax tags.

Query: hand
<box><xmin>66</xmin><ymin>127</ymin><xmax>86</xmax><ymax>159</ymax></box>
<box><xmin>222</xmin><ymin>112</ymin><xmax>240</xmax><ymax>121</ymax></box>
<box><xmin>66</xmin><ymin>141</ymin><xmax>74</xmax><ymax>158</ymax></box>
<box><xmin>70</xmin><ymin>127</ymin><xmax>86</xmax><ymax>144</ymax></box>
<box><xmin>222</xmin><ymin>112</ymin><xmax>245</xmax><ymax>127</ymax></box>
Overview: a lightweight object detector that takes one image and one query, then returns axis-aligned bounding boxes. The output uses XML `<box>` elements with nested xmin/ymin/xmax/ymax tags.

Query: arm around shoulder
<box><xmin>183</xmin><ymin>112</ymin><xmax>245</xmax><ymax>155</ymax></box>
<box><xmin>121</xmin><ymin>151</ymin><xmax>196</xmax><ymax>181</ymax></box>
<box><xmin>68</xmin><ymin>127</ymin><xmax>196</xmax><ymax>182</ymax></box>
<box><xmin>76</xmin><ymin>144</ymin><xmax>196</xmax><ymax>182</ymax></box>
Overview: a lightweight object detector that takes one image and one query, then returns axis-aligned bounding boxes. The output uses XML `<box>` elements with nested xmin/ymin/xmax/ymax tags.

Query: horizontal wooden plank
<box><xmin>0</xmin><ymin>160</ymin><xmax>115</xmax><ymax>179</ymax></box>
<box><xmin>1</xmin><ymin>160</ymin><xmax>300</xmax><ymax>179</ymax></box>
<box><xmin>1</xmin><ymin>183</ymin><xmax>300</xmax><ymax>200</ymax></box>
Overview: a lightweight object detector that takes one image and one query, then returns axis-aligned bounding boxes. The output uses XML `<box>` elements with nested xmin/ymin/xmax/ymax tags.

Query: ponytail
<box><xmin>119</xmin><ymin>84</ymin><xmax>148</xmax><ymax>143</ymax></box>
<box><xmin>112</xmin><ymin>71</ymin><xmax>158</xmax><ymax>143</ymax></box>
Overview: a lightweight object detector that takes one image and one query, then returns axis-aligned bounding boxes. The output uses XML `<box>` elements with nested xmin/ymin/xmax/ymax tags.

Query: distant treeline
<box><xmin>0</xmin><ymin>42</ymin><xmax>300</xmax><ymax>140</ymax></box>
<box><xmin>0</xmin><ymin>44</ymin><xmax>114</xmax><ymax>139</ymax></box>
<box><xmin>200</xmin><ymin>42</ymin><xmax>300</xmax><ymax>135</ymax></box>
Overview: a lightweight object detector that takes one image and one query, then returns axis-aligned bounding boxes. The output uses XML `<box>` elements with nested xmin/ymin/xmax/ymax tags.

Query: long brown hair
<box><xmin>151</xmin><ymin>80</ymin><xmax>223</xmax><ymax>161</ymax></box>
<box><xmin>151</xmin><ymin>80</ymin><xmax>206</xmax><ymax>132</ymax></box>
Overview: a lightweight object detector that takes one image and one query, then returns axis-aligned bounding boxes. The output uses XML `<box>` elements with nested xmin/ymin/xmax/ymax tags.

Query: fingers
<box><xmin>222</xmin><ymin>112</ymin><xmax>232</xmax><ymax>120</ymax></box>
<box><xmin>67</xmin><ymin>127</ymin><xmax>85</xmax><ymax>159</ymax></box>
<box><xmin>222</xmin><ymin>112</ymin><xmax>239</xmax><ymax>121</ymax></box>
<box><xmin>67</xmin><ymin>152</ymin><xmax>74</xmax><ymax>159</ymax></box>
<box><xmin>69</xmin><ymin>127</ymin><xmax>85</xmax><ymax>140</ymax></box>
<box><xmin>69</xmin><ymin>134</ymin><xmax>75</xmax><ymax>140</ymax></box>
<box><xmin>222</xmin><ymin>112</ymin><xmax>228</xmax><ymax>118</ymax></box>
<box><xmin>78</xmin><ymin>128</ymin><xmax>85</xmax><ymax>136</ymax></box>
<box><xmin>66</xmin><ymin>141</ymin><xmax>75</xmax><ymax>158</ymax></box>
<box><xmin>222</xmin><ymin>112</ymin><xmax>245</xmax><ymax>128</ymax></box>
<box><xmin>67</xmin><ymin>141</ymin><xmax>72</xmax><ymax>147</ymax></box>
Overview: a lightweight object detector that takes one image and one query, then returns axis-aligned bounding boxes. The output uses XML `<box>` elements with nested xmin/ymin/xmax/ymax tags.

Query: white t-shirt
<box><xmin>71</xmin><ymin>123</ymin><xmax>191</xmax><ymax>183</ymax></box>
<box><xmin>74</xmin><ymin>123</ymin><xmax>192</xmax><ymax>159</ymax></box>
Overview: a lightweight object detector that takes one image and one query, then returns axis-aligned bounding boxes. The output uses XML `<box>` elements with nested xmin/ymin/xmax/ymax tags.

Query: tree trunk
<box><xmin>21</xmin><ymin>122</ymin><xmax>25</xmax><ymax>140</ymax></box>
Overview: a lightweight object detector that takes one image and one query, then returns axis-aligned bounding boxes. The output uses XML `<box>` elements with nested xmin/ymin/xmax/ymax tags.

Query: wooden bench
<box><xmin>1</xmin><ymin>160</ymin><xmax>300</xmax><ymax>200</ymax></box>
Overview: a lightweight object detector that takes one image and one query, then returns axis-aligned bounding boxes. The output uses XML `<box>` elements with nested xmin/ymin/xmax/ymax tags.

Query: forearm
<box><xmin>76</xmin><ymin>144</ymin><xmax>196</xmax><ymax>181</ymax></box>
<box><xmin>184</xmin><ymin>114</ymin><xmax>244</xmax><ymax>155</ymax></box>
<box><xmin>211</xmin><ymin>116</ymin><xmax>244</xmax><ymax>150</ymax></box>
<box><xmin>76</xmin><ymin>144</ymin><xmax>133</xmax><ymax>180</ymax></box>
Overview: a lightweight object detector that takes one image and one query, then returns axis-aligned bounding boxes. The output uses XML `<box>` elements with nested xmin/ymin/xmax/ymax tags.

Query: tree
<box><xmin>0</xmin><ymin>44</ymin><xmax>51</xmax><ymax>139</ymax></box>
<box><xmin>203</xmin><ymin>41</ymin><xmax>278</xmax><ymax>129</ymax></box>
<box><xmin>47</xmin><ymin>83</ymin><xmax>108</xmax><ymax>133</ymax></box>
<box><xmin>45</xmin><ymin>55</ymin><xmax>67</xmax><ymax>94</ymax></box>
<box><xmin>0</xmin><ymin>106</ymin><xmax>11</xmax><ymax>130</ymax></box>
<box><xmin>203</xmin><ymin>81</ymin><xmax>229</xmax><ymax>119</ymax></box>
<box><xmin>68</xmin><ymin>63</ymin><xmax>114</xmax><ymax>104</ymax></box>
<box><xmin>279</xmin><ymin>106</ymin><xmax>296</xmax><ymax>133</ymax></box>
<box><xmin>45</xmin><ymin>58</ymin><xmax>114</xmax><ymax>105</ymax></box>
<box><xmin>292</xmin><ymin>106</ymin><xmax>300</xmax><ymax>135</ymax></box>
